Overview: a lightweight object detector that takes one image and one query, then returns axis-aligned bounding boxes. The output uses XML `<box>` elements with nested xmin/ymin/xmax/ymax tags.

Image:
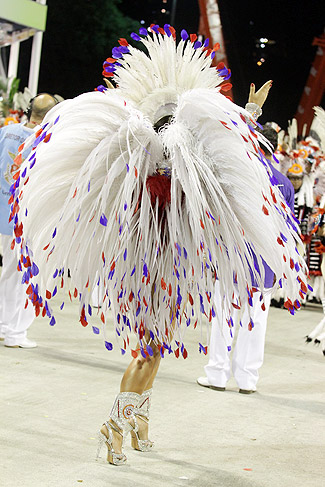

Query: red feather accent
<box><xmin>118</xmin><ymin>38</ymin><xmax>129</xmax><ymax>46</ymax></box>
<box><xmin>262</xmin><ymin>205</ymin><xmax>269</xmax><ymax>215</ymax></box>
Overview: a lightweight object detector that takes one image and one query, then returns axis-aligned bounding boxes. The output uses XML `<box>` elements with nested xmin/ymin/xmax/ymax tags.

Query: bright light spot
<box><xmin>161</xmin><ymin>8</ymin><xmax>166</xmax><ymax>13</ymax></box>
<box><xmin>260</xmin><ymin>37</ymin><xmax>268</xmax><ymax>43</ymax></box>
<box><xmin>260</xmin><ymin>58</ymin><xmax>265</xmax><ymax>62</ymax></box>
<box><xmin>257</xmin><ymin>61</ymin><xmax>262</xmax><ymax>66</ymax></box>
<box><xmin>260</xmin><ymin>43</ymin><xmax>265</xmax><ymax>48</ymax></box>
<box><xmin>140</xmin><ymin>20</ymin><xmax>145</xmax><ymax>24</ymax></box>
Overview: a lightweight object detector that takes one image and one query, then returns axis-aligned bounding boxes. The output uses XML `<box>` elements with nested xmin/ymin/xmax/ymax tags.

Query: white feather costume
<box><xmin>10</xmin><ymin>26</ymin><xmax>310</xmax><ymax>357</ymax></box>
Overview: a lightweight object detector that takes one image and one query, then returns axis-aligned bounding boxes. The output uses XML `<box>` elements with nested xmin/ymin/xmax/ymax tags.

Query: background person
<box><xmin>0</xmin><ymin>93</ymin><xmax>58</xmax><ymax>348</ymax></box>
<box><xmin>197</xmin><ymin>123</ymin><xmax>295</xmax><ymax>393</ymax></box>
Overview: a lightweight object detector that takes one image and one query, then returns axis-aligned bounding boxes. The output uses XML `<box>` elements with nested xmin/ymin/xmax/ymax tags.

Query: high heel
<box><xmin>97</xmin><ymin>391</ymin><xmax>139</xmax><ymax>465</ymax></box>
<box><xmin>130</xmin><ymin>414</ymin><xmax>153</xmax><ymax>451</ymax></box>
<box><xmin>96</xmin><ymin>421</ymin><xmax>126</xmax><ymax>465</ymax></box>
<box><xmin>131</xmin><ymin>388</ymin><xmax>154</xmax><ymax>452</ymax></box>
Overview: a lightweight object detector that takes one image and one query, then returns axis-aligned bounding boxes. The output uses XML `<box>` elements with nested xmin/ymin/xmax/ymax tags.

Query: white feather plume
<box><xmin>10</xmin><ymin>29</ymin><xmax>310</xmax><ymax>356</ymax></box>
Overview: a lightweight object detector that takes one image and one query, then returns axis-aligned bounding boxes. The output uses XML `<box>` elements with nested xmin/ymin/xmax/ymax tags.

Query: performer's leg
<box><xmin>306</xmin><ymin>315</ymin><xmax>325</xmax><ymax>341</ymax></box>
<box><xmin>99</xmin><ymin>339</ymin><xmax>160</xmax><ymax>463</ymax></box>
<box><xmin>120</xmin><ymin>340</ymin><xmax>161</xmax><ymax>394</ymax></box>
<box><xmin>0</xmin><ymin>235</ymin><xmax>35</xmax><ymax>347</ymax></box>
<box><xmin>99</xmin><ymin>311</ymin><xmax>171</xmax><ymax>464</ymax></box>
<box><xmin>306</xmin><ymin>298</ymin><xmax>325</xmax><ymax>355</ymax></box>
<box><xmin>120</xmin><ymin>339</ymin><xmax>160</xmax><ymax>450</ymax></box>
<box><xmin>201</xmin><ymin>280</ymin><xmax>234</xmax><ymax>388</ymax></box>
<box><xmin>0</xmin><ymin>235</ymin><xmax>14</xmax><ymax>339</ymax></box>
<box><xmin>232</xmin><ymin>292</ymin><xmax>271</xmax><ymax>392</ymax></box>
<box><xmin>0</xmin><ymin>236</ymin><xmax>7</xmax><ymax>340</ymax></box>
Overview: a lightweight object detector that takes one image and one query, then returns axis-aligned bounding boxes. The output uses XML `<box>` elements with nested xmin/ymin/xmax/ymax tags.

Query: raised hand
<box><xmin>248</xmin><ymin>80</ymin><xmax>273</xmax><ymax>108</ymax></box>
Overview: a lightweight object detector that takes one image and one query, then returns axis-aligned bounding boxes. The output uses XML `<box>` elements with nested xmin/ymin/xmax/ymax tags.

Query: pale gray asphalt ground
<box><xmin>0</xmin><ymin>296</ymin><xmax>324</xmax><ymax>487</ymax></box>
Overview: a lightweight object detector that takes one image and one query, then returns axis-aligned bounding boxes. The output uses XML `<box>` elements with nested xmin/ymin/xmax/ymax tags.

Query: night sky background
<box><xmin>16</xmin><ymin>0</ymin><xmax>325</xmax><ymax>130</ymax></box>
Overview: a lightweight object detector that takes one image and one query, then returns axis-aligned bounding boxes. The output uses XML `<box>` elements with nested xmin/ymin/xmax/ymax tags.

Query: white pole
<box><xmin>8</xmin><ymin>41</ymin><xmax>20</xmax><ymax>79</ymax></box>
<box><xmin>0</xmin><ymin>49</ymin><xmax>7</xmax><ymax>78</ymax></box>
<box><xmin>28</xmin><ymin>0</ymin><xmax>47</xmax><ymax>96</ymax></box>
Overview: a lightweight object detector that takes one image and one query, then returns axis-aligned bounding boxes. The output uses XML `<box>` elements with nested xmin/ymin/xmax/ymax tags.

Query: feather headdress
<box><xmin>102</xmin><ymin>25</ymin><xmax>231</xmax><ymax>122</ymax></box>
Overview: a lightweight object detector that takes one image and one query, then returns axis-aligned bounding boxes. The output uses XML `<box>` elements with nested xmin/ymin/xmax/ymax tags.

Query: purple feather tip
<box><xmin>100</xmin><ymin>214</ymin><xmax>108</xmax><ymax>226</ymax></box>
<box><xmin>112</xmin><ymin>47</ymin><xmax>123</xmax><ymax>58</ymax></box>
<box><xmin>96</xmin><ymin>85</ymin><xmax>107</xmax><ymax>93</ymax></box>
<box><xmin>151</xmin><ymin>25</ymin><xmax>159</xmax><ymax>34</ymax></box>
<box><xmin>164</xmin><ymin>24</ymin><xmax>171</xmax><ymax>37</ymax></box>
<box><xmin>131</xmin><ymin>32</ymin><xmax>141</xmax><ymax>41</ymax></box>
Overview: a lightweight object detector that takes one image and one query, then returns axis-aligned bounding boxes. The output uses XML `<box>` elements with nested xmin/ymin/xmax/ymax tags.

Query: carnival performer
<box><xmin>299</xmin><ymin>129</ymin><xmax>325</xmax><ymax>304</ymax></box>
<box><xmin>305</xmin><ymin>210</ymin><xmax>325</xmax><ymax>355</ymax></box>
<box><xmin>278</xmin><ymin>111</ymin><xmax>325</xmax><ymax>305</ymax></box>
<box><xmin>278</xmin><ymin>118</ymin><xmax>314</xmax><ymax>234</ymax></box>
<box><xmin>271</xmin><ymin>126</ymin><xmax>314</xmax><ymax>307</ymax></box>
<box><xmin>304</xmin><ymin>107</ymin><xmax>325</xmax><ymax>354</ymax></box>
<box><xmin>275</xmin><ymin>107</ymin><xmax>325</xmax><ymax>353</ymax></box>
<box><xmin>10</xmin><ymin>25</ymin><xmax>310</xmax><ymax>465</ymax></box>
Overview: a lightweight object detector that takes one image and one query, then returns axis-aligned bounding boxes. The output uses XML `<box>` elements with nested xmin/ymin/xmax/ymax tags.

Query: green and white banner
<box><xmin>0</xmin><ymin>0</ymin><xmax>48</xmax><ymax>32</ymax></box>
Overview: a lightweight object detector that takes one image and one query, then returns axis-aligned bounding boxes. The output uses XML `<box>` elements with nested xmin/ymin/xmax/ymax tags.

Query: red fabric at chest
<box><xmin>146</xmin><ymin>174</ymin><xmax>171</xmax><ymax>210</ymax></box>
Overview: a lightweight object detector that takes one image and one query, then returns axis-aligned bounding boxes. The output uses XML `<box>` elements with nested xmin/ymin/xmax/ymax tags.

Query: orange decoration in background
<box><xmin>4</xmin><ymin>116</ymin><xmax>18</xmax><ymax>126</ymax></box>
<box><xmin>287</xmin><ymin>163</ymin><xmax>303</xmax><ymax>175</ymax></box>
<box><xmin>298</xmin><ymin>149</ymin><xmax>308</xmax><ymax>159</ymax></box>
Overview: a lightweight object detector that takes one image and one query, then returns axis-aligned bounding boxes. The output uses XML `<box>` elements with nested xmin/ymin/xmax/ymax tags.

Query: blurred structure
<box><xmin>295</xmin><ymin>32</ymin><xmax>325</xmax><ymax>135</ymax></box>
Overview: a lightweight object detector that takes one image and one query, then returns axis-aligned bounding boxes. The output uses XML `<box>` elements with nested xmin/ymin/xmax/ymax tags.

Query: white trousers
<box><xmin>204</xmin><ymin>281</ymin><xmax>271</xmax><ymax>390</ymax></box>
<box><xmin>0</xmin><ymin>235</ymin><xmax>35</xmax><ymax>345</ymax></box>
